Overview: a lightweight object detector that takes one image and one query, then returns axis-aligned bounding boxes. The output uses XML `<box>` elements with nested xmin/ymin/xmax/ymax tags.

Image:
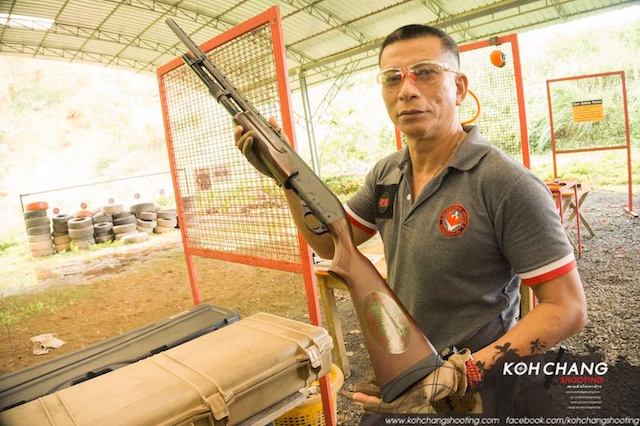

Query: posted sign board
<box><xmin>572</xmin><ymin>99</ymin><xmax>604</xmax><ymax>122</ymax></box>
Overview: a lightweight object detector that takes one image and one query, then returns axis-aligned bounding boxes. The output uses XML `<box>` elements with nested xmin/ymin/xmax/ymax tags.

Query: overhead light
<box><xmin>0</xmin><ymin>13</ymin><xmax>54</xmax><ymax>30</ymax></box>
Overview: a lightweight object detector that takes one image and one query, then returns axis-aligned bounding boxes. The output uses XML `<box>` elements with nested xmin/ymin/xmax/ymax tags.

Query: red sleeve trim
<box><xmin>521</xmin><ymin>260</ymin><xmax>577</xmax><ymax>286</ymax></box>
<box><xmin>347</xmin><ymin>213</ymin><xmax>376</xmax><ymax>236</ymax></box>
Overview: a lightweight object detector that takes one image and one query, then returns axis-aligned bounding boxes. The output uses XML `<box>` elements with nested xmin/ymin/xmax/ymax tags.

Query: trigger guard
<box><xmin>301</xmin><ymin>203</ymin><xmax>328</xmax><ymax>235</ymax></box>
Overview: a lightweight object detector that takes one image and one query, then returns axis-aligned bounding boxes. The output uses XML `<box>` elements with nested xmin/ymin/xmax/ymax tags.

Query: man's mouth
<box><xmin>398</xmin><ymin>109</ymin><xmax>425</xmax><ymax>117</ymax></box>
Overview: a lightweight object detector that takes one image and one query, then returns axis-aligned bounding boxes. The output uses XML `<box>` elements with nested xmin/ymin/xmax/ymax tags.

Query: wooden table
<box><xmin>546</xmin><ymin>180</ymin><xmax>582</xmax><ymax>257</ymax></box>
<box><xmin>520</xmin><ymin>181</ymin><xmax>584</xmax><ymax>318</ymax></box>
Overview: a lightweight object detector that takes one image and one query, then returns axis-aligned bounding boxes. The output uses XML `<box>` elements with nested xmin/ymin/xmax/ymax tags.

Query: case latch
<box><xmin>306</xmin><ymin>345</ymin><xmax>321</xmax><ymax>369</ymax></box>
<box><xmin>207</xmin><ymin>393</ymin><xmax>229</xmax><ymax>421</ymax></box>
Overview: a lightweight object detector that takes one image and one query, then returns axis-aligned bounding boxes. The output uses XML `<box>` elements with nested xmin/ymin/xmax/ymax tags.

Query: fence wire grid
<box><xmin>459</xmin><ymin>42</ymin><xmax>524</xmax><ymax>164</ymax></box>
<box><xmin>161</xmin><ymin>24</ymin><xmax>300</xmax><ymax>264</ymax></box>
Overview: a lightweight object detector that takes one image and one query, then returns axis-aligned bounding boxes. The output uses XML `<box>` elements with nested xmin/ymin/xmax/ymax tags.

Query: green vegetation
<box><xmin>0</xmin><ymin>287</ymin><xmax>88</xmax><ymax>327</ymax></box>
<box><xmin>532</xmin><ymin>148</ymin><xmax>640</xmax><ymax>186</ymax></box>
<box><xmin>154</xmin><ymin>194</ymin><xmax>175</xmax><ymax>210</ymax></box>
<box><xmin>324</xmin><ymin>175</ymin><xmax>365</xmax><ymax>202</ymax></box>
<box><xmin>9</xmin><ymin>85</ymin><xmax>62</xmax><ymax>114</ymax></box>
<box><xmin>316</xmin><ymin>105</ymin><xmax>396</xmax><ymax>177</ymax></box>
<box><xmin>0</xmin><ymin>239</ymin><xmax>18</xmax><ymax>254</ymax></box>
<box><xmin>522</xmin><ymin>14</ymin><xmax>640</xmax><ymax>154</ymax></box>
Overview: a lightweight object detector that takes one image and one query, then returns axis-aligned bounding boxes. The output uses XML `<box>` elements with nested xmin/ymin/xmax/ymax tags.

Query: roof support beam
<box><xmin>69</xmin><ymin>1</ymin><xmax>124</xmax><ymax>61</ymax></box>
<box><xmin>32</xmin><ymin>0</ymin><xmax>72</xmax><ymax>58</ymax></box>
<box><xmin>105</xmin><ymin>0</ymin><xmax>192</xmax><ymax>66</ymax></box>
<box><xmin>414</xmin><ymin>0</ymin><xmax>478</xmax><ymax>41</ymax></box>
<box><xmin>298</xmin><ymin>0</ymin><xmax>639</xmax><ymax>86</ymax></box>
<box><xmin>549</xmin><ymin>0</ymin><xmax>569</xmax><ymax>20</ymax></box>
<box><xmin>301</xmin><ymin>0</ymin><xmax>541</xmax><ymax>72</ymax></box>
<box><xmin>282</xmin><ymin>0</ymin><xmax>375</xmax><ymax>47</ymax></box>
<box><xmin>108</xmin><ymin>0</ymin><xmax>338</xmax><ymax>77</ymax></box>
<box><xmin>0</xmin><ymin>0</ymin><xmax>18</xmax><ymax>40</ymax></box>
<box><xmin>0</xmin><ymin>41</ymin><xmax>154</xmax><ymax>71</ymax></box>
<box><xmin>17</xmin><ymin>22</ymin><xmax>182</xmax><ymax>55</ymax></box>
<box><xmin>288</xmin><ymin>0</ymin><xmax>413</xmax><ymax>50</ymax></box>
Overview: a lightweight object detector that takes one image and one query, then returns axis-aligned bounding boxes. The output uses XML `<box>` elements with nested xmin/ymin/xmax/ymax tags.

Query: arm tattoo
<box><xmin>492</xmin><ymin>342</ymin><xmax>520</xmax><ymax>361</ymax></box>
<box><xmin>529</xmin><ymin>338</ymin><xmax>547</xmax><ymax>354</ymax></box>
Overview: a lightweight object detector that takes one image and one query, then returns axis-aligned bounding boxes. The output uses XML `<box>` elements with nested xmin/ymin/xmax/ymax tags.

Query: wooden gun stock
<box><xmin>327</xmin><ymin>218</ymin><xmax>442</xmax><ymax>401</ymax></box>
<box><xmin>167</xmin><ymin>18</ymin><xmax>442</xmax><ymax>402</ymax></box>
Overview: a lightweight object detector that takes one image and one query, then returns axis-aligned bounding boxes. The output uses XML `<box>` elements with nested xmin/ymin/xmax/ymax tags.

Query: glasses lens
<box><xmin>379</xmin><ymin>70</ymin><xmax>402</xmax><ymax>87</ymax></box>
<box><xmin>411</xmin><ymin>63</ymin><xmax>443</xmax><ymax>82</ymax></box>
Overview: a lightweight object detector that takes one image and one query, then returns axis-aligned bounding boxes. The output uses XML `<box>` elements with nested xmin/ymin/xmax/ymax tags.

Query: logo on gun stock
<box><xmin>438</xmin><ymin>204</ymin><xmax>469</xmax><ymax>237</ymax></box>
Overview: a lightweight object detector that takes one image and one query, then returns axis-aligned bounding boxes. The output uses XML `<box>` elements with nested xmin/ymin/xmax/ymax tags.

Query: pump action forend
<box><xmin>166</xmin><ymin>18</ymin><xmax>442</xmax><ymax>402</ymax></box>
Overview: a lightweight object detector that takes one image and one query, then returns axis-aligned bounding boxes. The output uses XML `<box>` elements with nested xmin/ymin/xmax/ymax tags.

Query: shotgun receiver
<box><xmin>166</xmin><ymin>18</ymin><xmax>442</xmax><ymax>402</ymax></box>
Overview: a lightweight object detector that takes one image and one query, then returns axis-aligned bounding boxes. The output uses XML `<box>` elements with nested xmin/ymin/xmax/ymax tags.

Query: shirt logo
<box><xmin>374</xmin><ymin>184</ymin><xmax>398</xmax><ymax>219</ymax></box>
<box><xmin>377</xmin><ymin>192</ymin><xmax>390</xmax><ymax>213</ymax></box>
<box><xmin>439</xmin><ymin>204</ymin><xmax>469</xmax><ymax>237</ymax></box>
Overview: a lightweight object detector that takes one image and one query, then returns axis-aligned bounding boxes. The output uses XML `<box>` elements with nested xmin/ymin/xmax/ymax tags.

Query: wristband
<box><xmin>465</xmin><ymin>358</ymin><xmax>483</xmax><ymax>390</ymax></box>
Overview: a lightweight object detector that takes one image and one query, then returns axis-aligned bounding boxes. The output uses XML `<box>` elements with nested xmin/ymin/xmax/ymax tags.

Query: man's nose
<box><xmin>397</xmin><ymin>74</ymin><xmax>420</xmax><ymax>100</ymax></box>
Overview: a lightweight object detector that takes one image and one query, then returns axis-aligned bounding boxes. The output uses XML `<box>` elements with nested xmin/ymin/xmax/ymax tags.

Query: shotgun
<box><xmin>166</xmin><ymin>18</ymin><xmax>442</xmax><ymax>402</ymax></box>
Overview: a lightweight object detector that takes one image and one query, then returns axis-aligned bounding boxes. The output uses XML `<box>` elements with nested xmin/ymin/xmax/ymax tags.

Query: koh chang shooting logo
<box><xmin>503</xmin><ymin>360</ymin><xmax>608</xmax><ymax>384</ymax></box>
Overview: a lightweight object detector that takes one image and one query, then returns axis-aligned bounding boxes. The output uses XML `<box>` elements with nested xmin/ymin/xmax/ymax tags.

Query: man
<box><xmin>235</xmin><ymin>24</ymin><xmax>587</xmax><ymax>413</ymax></box>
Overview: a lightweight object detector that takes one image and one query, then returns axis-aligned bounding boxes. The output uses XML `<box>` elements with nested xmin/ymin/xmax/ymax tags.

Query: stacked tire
<box><xmin>111</xmin><ymin>206</ymin><xmax>138</xmax><ymax>241</ymax></box>
<box><xmin>24</xmin><ymin>202</ymin><xmax>54</xmax><ymax>257</ymax></box>
<box><xmin>155</xmin><ymin>210</ymin><xmax>178</xmax><ymax>233</ymax></box>
<box><xmin>52</xmin><ymin>214</ymin><xmax>72</xmax><ymax>252</ymax></box>
<box><xmin>131</xmin><ymin>203</ymin><xmax>157</xmax><ymax>236</ymax></box>
<box><xmin>67</xmin><ymin>217</ymin><xmax>95</xmax><ymax>249</ymax></box>
<box><xmin>92</xmin><ymin>210</ymin><xmax>115</xmax><ymax>244</ymax></box>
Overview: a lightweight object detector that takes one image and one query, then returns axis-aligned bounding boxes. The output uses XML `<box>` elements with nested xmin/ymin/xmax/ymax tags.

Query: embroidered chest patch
<box><xmin>438</xmin><ymin>204</ymin><xmax>469</xmax><ymax>236</ymax></box>
<box><xmin>374</xmin><ymin>184</ymin><xmax>398</xmax><ymax>219</ymax></box>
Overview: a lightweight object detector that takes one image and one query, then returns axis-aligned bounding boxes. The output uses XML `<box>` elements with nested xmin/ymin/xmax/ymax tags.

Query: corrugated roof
<box><xmin>0</xmin><ymin>0</ymin><xmax>635</xmax><ymax>88</ymax></box>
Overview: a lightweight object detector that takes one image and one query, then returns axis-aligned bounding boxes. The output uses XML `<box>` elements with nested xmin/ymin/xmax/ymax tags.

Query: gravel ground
<box><xmin>332</xmin><ymin>187</ymin><xmax>640</xmax><ymax>423</ymax></box>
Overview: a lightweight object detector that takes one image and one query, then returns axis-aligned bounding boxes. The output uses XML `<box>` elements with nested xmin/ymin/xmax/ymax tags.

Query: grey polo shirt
<box><xmin>346</xmin><ymin>126</ymin><xmax>576</xmax><ymax>353</ymax></box>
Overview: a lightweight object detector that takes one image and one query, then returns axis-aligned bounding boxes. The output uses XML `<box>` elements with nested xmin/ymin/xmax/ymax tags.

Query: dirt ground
<box><xmin>1</xmin><ymin>187</ymin><xmax>639</xmax><ymax>422</ymax></box>
<box><xmin>0</xmin><ymin>233</ymin><xmax>309</xmax><ymax>374</ymax></box>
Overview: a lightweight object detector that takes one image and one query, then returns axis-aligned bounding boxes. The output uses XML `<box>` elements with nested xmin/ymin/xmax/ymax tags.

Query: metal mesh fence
<box><xmin>548</xmin><ymin>74</ymin><xmax>627</xmax><ymax>151</ymax></box>
<box><xmin>161</xmin><ymin>24</ymin><xmax>300</xmax><ymax>264</ymax></box>
<box><xmin>459</xmin><ymin>42</ymin><xmax>524</xmax><ymax>164</ymax></box>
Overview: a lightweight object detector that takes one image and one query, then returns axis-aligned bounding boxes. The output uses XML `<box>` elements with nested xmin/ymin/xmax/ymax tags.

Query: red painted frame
<box><xmin>546</xmin><ymin>71</ymin><xmax>634</xmax><ymax>214</ymax></box>
<box><xmin>459</xmin><ymin>34</ymin><xmax>531</xmax><ymax>168</ymax></box>
<box><xmin>157</xmin><ymin>7</ymin><xmax>335</xmax><ymax>424</ymax></box>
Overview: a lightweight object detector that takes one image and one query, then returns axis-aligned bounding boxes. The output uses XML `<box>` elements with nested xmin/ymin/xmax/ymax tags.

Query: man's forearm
<box><xmin>472</xmin><ymin>270</ymin><xmax>587</xmax><ymax>372</ymax></box>
<box><xmin>473</xmin><ymin>302</ymin><xmax>583</xmax><ymax>371</ymax></box>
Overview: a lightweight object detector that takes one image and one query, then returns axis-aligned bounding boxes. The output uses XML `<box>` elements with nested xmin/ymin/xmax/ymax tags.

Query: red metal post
<box><xmin>269</xmin><ymin>6</ymin><xmax>335</xmax><ymax>425</ymax></box>
<box><xmin>510</xmin><ymin>34</ymin><xmax>531</xmax><ymax>169</ymax></box>
<box><xmin>460</xmin><ymin>35</ymin><xmax>530</xmax><ymax>169</ymax></box>
<box><xmin>157</xmin><ymin>70</ymin><xmax>201</xmax><ymax>305</ymax></box>
<box><xmin>546</xmin><ymin>80</ymin><xmax>558</xmax><ymax>178</ymax></box>
<box><xmin>621</xmin><ymin>72</ymin><xmax>635</xmax><ymax>215</ymax></box>
<box><xmin>547</xmin><ymin>71</ymin><xmax>635</xmax><ymax>215</ymax></box>
<box><xmin>394</xmin><ymin>127</ymin><xmax>403</xmax><ymax>151</ymax></box>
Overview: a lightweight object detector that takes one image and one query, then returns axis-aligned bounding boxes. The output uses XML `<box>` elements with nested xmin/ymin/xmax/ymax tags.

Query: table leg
<box><xmin>574</xmin><ymin>186</ymin><xmax>582</xmax><ymax>257</ymax></box>
<box><xmin>519</xmin><ymin>285</ymin><xmax>536</xmax><ymax>318</ymax></box>
<box><xmin>317</xmin><ymin>274</ymin><xmax>351</xmax><ymax>378</ymax></box>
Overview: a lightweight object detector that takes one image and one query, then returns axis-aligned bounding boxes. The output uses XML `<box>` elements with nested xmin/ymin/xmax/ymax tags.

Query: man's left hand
<box><xmin>352</xmin><ymin>350</ymin><xmax>482</xmax><ymax>414</ymax></box>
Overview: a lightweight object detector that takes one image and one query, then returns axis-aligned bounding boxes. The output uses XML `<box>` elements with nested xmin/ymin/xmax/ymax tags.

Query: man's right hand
<box><xmin>233</xmin><ymin>118</ymin><xmax>281</xmax><ymax>178</ymax></box>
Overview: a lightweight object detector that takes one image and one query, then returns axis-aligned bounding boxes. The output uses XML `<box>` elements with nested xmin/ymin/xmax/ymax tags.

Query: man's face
<box><xmin>378</xmin><ymin>36</ymin><xmax>467</xmax><ymax>141</ymax></box>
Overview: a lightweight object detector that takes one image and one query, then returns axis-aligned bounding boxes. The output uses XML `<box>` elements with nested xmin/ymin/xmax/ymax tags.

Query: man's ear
<box><xmin>455</xmin><ymin>73</ymin><xmax>469</xmax><ymax>106</ymax></box>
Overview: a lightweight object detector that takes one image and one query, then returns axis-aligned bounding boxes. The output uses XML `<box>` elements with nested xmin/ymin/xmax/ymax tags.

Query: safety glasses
<box><xmin>377</xmin><ymin>60</ymin><xmax>459</xmax><ymax>88</ymax></box>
